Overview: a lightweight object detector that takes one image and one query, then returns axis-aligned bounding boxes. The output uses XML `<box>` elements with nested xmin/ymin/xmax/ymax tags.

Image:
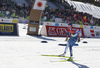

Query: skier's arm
<box><xmin>78</xmin><ymin>36</ymin><xmax>81</xmax><ymax>42</ymax></box>
<box><xmin>77</xmin><ymin>31</ymin><xmax>82</xmax><ymax>42</ymax></box>
<box><xmin>65</xmin><ymin>36</ymin><xmax>68</xmax><ymax>41</ymax></box>
<box><xmin>65</xmin><ymin>30</ymin><xmax>69</xmax><ymax>41</ymax></box>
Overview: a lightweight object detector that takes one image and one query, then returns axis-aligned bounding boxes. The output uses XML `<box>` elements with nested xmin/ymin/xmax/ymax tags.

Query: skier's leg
<box><xmin>68</xmin><ymin>40</ymin><xmax>77</xmax><ymax>61</ymax></box>
<box><xmin>64</xmin><ymin>41</ymin><xmax>70</xmax><ymax>53</ymax></box>
<box><xmin>67</xmin><ymin>44</ymin><xmax>73</xmax><ymax>61</ymax></box>
<box><xmin>59</xmin><ymin>41</ymin><xmax>70</xmax><ymax>56</ymax></box>
<box><xmin>69</xmin><ymin>44</ymin><xmax>73</xmax><ymax>57</ymax></box>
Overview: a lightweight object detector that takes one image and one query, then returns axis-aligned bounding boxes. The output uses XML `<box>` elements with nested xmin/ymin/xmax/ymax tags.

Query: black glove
<box><xmin>65</xmin><ymin>38</ymin><xmax>68</xmax><ymax>41</ymax></box>
<box><xmin>77</xmin><ymin>39</ymin><xmax>80</xmax><ymax>42</ymax></box>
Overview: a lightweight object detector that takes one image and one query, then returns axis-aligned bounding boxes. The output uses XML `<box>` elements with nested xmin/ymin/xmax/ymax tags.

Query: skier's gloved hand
<box><xmin>65</xmin><ymin>38</ymin><xmax>68</xmax><ymax>41</ymax></box>
<box><xmin>77</xmin><ymin>39</ymin><xmax>80</xmax><ymax>42</ymax></box>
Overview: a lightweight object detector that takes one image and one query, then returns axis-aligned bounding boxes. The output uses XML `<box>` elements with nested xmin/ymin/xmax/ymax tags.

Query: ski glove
<box><xmin>65</xmin><ymin>38</ymin><xmax>68</xmax><ymax>41</ymax></box>
<box><xmin>77</xmin><ymin>39</ymin><xmax>80</xmax><ymax>42</ymax></box>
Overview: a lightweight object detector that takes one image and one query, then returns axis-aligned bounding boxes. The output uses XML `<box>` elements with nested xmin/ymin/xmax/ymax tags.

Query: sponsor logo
<box><xmin>37</xmin><ymin>2</ymin><xmax>43</xmax><ymax>7</ymax></box>
<box><xmin>95</xmin><ymin>31</ymin><xmax>100</xmax><ymax>36</ymax></box>
<box><xmin>30</xmin><ymin>21</ymin><xmax>39</xmax><ymax>25</ymax></box>
<box><xmin>46</xmin><ymin>26</ymin><xmax>84</xmax><ymax>37</ymax></box>
<box><xmin>1</xmin><ymin>19</ymin><xmax>11</xmax><ymax>22</ymax></box>
<box><xmin>90</xmin><ymin>29</ymin><xmax>95</xmax><ymax>37</ymax></box>
<box><xmin>48</xmin><ymin>27</ymin><xmax>67</xmax><ymax>36</ymax></box>
<box><xmin>0</xmin><ymin>24</ymin><xmax>13</xmax><ymax>32</ymax></box>
<box><xmin>1</xmin><ymin>19</ymin><xmax>3</xmax><ymax>22</ymax></box>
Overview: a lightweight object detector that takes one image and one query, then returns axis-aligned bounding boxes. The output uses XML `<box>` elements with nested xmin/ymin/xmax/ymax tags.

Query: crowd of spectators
<box><xmin>0</xmin><ymin>1</ymin><xmax>31</xmax><ymax>18</ymax></box>
<box><xmin>0</xmin><ymin>2</ymin><xmax>7</xmax><ymax>11</ymax></box>
<box><xmin>0</xmin><ymin>0</ymin><xmax>100</xmax><ymax>26</ymax></box>
<box><xmin>42</xmin><ymin>5</ymin><xmax>100</xmax><ymax>26</ymax></box>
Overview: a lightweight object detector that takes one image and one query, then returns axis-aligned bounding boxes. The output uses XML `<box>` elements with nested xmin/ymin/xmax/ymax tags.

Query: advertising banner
<box><xmin>83</xmin><ymin>28</ymin><xmax>100</xmax><ymax>38</ymax></box>
<box><xmin>0</xmin><ymin>24</ymin><xmax>13</xmax><ymax>32</ymax></box>
<box><xmin>55</xmin><ymin>18</ymin><xmax>62</xmax><ymax>23</ymax></box>
<box><xmin>0</xmin><ymin>23</ymin><xmax>18</xmax><ymax>35</ymax></box>
<box><xmin>0</xmin><ymin>19</ymin><xmax>12</xmax><ymax>23</ymax></box>
<box><xmin>46</xmin><ymin>25</ymin><xmax>84</xmax><ymax>37</ymax></box>
<box><xmin>0</xmin><ymin>18</ymin><xmax>18</xmax><ymax>23</ymax></box>
<box><xmin>40</xmin><ymin>22</ymin><xmax>100</xmax><ymax>38</ymax></box>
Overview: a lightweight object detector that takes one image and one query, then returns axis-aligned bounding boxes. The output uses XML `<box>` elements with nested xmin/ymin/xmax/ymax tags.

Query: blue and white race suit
<box><xmin>64</xmin><ymin>28</ymin><xmax>82</xmax><ymax>56</ymax></box>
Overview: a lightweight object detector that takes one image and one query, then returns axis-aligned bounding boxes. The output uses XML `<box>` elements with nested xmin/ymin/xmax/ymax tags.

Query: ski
<box><xmin>50</xmin><ymin>59</ymin><xmax>75</xmax><ymax>62</ymax></box>
<box><xmin>41</xmin><ymin>54</ymin><xmax>69</xmax><ymax>58</ymax></box>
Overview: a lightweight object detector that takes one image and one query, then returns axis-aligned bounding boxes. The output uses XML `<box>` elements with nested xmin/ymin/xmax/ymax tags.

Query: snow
<box><xmin>0</xmin><ymin>23</ymin><xmax>100</xmax><ymax>68</ymax></box>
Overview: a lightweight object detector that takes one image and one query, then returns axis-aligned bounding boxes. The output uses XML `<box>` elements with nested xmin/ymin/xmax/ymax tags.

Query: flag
<box><xmin>33</xmin><ymin>0</ymin><xmax>47</xmax><ymax>10</ymax></box>
<box><xmin>95</xmin><ymin>0</ymin><xmax>98</xmax><ymax>2</ymax></box>
<box><xmin>83</xmin><ymin>16</ymin><xmax>86</xmax><ymax>21</ymax></box>
<box><xmin>46</xmin><ymin>5</ymin><xmax>49</xmax><ymax>8</ymax></box>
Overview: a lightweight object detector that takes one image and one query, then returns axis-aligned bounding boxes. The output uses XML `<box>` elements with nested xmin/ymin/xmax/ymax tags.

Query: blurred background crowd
<box><xmin>0</xmin><ymin>0</ymin><xmax>100</xmax><ymax>26</ymax></box>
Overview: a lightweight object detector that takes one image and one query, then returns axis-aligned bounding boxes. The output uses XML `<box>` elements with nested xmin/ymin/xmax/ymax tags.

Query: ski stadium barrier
<box><xmin>40</xmin><ymin>22</ymin><xmax>100</xmax><ymax>38</ymax></box>
<box><xmin>18</xmin><ymin>19</ymin><xmax>29</xmax><ymax>24</ymax></box>
<box><xmin>40</xmin><ymin>22</ymin><xmax>84</xmax><ymax>37</ymax></box>
<box><xmin>0</xmin><ymin>19</ymin><xmax>19</xmax><ymax>35</ymax></box>
<box><xmin>83</xmin><ymin>25</ymin><xmax>100</xmax><ymax>38</ymax></box>
<box><xmin>0</xmin><ymin>22</ymin><xmax>19</xmax><ymax>36</ymax></box>
<box><xmin>0</xmin><ymin>18</ymin><xmax>18</xmax><ymax>23</ymax></box>
<box><xmin>0</xmin><ymin>18</ymin><xmax>30</xmax><ymax>24</ymax></box>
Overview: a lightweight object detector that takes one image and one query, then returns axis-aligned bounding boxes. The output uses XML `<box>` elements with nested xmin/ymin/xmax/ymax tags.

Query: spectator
<box><xmin>98</xmin><ymin>19</ymin><xmax>100</xmax><ymax>26</ymax></box>
<box><xmin>90</xmin><ymin>18</ymin><xmax>94</xmax><ymax>26</ymax></box>
<box><xmin>0</xmin><ymin>0</ymin><xmax>99</xmax><ymax>26</ymax></box>
<box><xmin>0</xmin><ymin>2</ymin><xmax>2</xmax><ymax>8</ymax></box>
<box><xmin>52</xmin><ymin>15</ymin><xmax>55</xmax><ymax>21</ymax></box>
<box><xmin>79</xmin><ymin>19</ymin><xmax>83</xmax><ymax>25</ymax></box>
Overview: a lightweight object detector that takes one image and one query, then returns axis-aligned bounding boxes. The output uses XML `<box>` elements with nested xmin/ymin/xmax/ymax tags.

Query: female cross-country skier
<box><xmin>59</xmin><ymin>23</ymin><xmax>82</xmax><ymax>61</ymax></box>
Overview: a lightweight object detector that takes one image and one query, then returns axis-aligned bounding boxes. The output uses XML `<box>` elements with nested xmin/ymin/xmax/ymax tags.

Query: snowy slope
<box><xmin>0</xmin><ymin>23</ymin><xmax>100</xmax><ymax>68</ymax></box>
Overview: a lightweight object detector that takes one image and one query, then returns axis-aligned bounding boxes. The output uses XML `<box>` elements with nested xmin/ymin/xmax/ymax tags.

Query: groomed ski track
<box><xmin>0</xmin><ymin>23</ymin><xmax>100</xmax><ymax>68</ymax></box>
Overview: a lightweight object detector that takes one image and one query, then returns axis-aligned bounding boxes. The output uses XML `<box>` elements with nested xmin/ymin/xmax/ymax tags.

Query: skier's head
<box><xmin>68</xmin><ymin>23</ymin><xmax>72</xmax><ymax>29</ymax></box>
